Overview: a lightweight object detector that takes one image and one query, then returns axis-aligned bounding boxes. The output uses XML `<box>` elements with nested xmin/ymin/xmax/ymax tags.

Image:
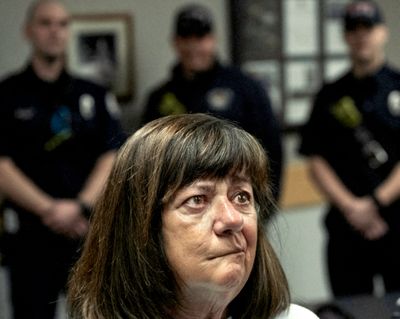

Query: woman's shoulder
<box><xmin>274</xmin><ymin>304</ymin><xmax>320</xmax><ymax>319</ymax></box>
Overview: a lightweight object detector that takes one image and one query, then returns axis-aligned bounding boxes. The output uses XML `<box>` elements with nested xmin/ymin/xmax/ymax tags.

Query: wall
<box><xmin>381</xmin><ymin>0</ymin><xmax>400</xmax><ymax>69</ymax></box>
<box><xmin>1</xmin><ymin>0</ymin><xmax>400</xmax><ymax>310</ymax></box>
<box><xmin>270</xmin><ymin>204</ymin><xmax>331</xmax><ymax>303</ymax></box>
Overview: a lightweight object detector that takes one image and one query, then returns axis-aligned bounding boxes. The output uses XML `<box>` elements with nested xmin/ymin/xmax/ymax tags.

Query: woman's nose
<box><xmin>213</xmin><ymin>198</ymin><xmax>244</xmax><ymax>235</ymax></box>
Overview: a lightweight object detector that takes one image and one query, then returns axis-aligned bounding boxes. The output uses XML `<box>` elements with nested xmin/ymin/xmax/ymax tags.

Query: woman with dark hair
<box><xmin>67</xmin><ymin>113</ymin><xmax>318</xmax><ymax>318</ymax></box>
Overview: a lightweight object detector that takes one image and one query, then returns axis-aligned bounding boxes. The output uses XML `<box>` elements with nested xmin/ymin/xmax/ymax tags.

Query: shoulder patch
<box><xmin>387</xmin><ymin>90</ymin><xmax>400</xmax><ymax>116</ymax></box>
<box><xmin>206</xmin><ymin>88</ymin><xmax>234</xmax><ymax>111</ymax></box>
<box><xmin>79</xmin><ymin>94</ymin><xmax>95</xmax><ymax>120</ymax></box>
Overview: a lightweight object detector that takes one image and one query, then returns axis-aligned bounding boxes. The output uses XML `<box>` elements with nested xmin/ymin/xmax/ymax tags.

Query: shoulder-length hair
<box><xmin>67</xmin><ymin>113</ymin><xmax>290</xmax><ymax>319</ymax></box>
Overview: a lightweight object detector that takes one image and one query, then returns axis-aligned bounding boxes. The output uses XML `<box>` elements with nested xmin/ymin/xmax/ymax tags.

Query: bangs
<box><xmin>160</xmin><ymin>119</ymin><xmax>268</xmax><ymax>203</ymax></box>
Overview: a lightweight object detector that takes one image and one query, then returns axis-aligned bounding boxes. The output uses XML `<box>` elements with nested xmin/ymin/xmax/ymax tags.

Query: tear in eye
<box><xmin>185</xmin><ymin>195</ymin><xmax>206</xmax><ymax>207</ymax></box>
<box><xmin>235</xmin><ymin>192</ymin><xmax>251</xmax><ymax>205</ymax></box>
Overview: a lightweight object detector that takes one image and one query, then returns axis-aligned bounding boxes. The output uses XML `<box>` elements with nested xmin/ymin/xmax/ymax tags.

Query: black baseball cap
<box><xmin>343</xmin><ymin>1</ymin><xmax>384</xmax><ymax>31</ymax></box>
<box><xmin>174</xmin><ymin>4</ymin><xmax>214</xmax><ymax>37</ymax></box>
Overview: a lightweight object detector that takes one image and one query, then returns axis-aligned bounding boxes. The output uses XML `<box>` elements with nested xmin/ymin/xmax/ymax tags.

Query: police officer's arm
<box><xmin>0</xmin><ymin>156</ymin><xmax>87</xmax><ymax>237</ymax></box>
<box><xmin>308</xmin><ymin>155</ymin><xmax>388</xmax><ymax>240</ymax></box>
<box><xmin>374</xmin><ymin>163</ymin><xmax>400</xmax><ymax>207</ymax></box>
<box><xmin>0</xmin><ymin>156</ymin><xmax>54</xmax><ymax>216</ymax></box>
<box><xmin>77</xmin><ymin>150</ymin><xmax>117</xmax><ymax>207</ymax></box>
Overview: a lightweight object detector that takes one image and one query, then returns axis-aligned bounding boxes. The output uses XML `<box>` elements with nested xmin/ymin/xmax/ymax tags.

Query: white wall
<box><xmin>1</xmin><ymin>0</ymin><xmax>400</xmax><ymax>311</ymax></box>
<box><xmin>270</xmin><ymin>204</ymin><xmax>331</xmax><ymax>304</ymax></box>
<box><xmin>381</xmin><ymin>0</ymin><xmax>400</xmax><ymax>69</ymax></box>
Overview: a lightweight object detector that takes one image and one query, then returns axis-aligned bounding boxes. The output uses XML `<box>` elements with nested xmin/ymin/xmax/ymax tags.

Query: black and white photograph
<box><xmin>67</xmin><ymin>14</ymin><xmax>133</xmax><ymax>101</ymax></box>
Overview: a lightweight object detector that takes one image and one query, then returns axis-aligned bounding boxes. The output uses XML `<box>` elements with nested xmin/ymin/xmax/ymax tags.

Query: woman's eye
<box><xmin>185</xmin><ymin>195</ymin><xmax>206</xmax><ymax>207</ymax></box>
<box><xmin>235</xmin><ymin>192</ymin><xmax>251</xmax><ymax>205</ymax></box>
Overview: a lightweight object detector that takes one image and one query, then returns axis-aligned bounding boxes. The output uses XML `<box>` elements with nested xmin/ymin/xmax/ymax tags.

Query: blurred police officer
<box><xmin>0</xmin><ymin>1</ymin><xmax>125</xmax><ymax>318</ymax></box>
<box><xmin>142</xmin><ymin>3</ymin><xmax>283</xmax><ymax>201</ymax></box>
<box><xmin>300</xmin><ymin>0</ymin><xmax>400</xmax><ymax>297</ymax></box>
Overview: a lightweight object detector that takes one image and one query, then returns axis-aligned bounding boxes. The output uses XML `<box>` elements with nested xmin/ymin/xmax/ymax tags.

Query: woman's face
<box><xmin>162</xmin><ymin>172</ymin><xmax>258</xmax><ymax>299</ymax></box>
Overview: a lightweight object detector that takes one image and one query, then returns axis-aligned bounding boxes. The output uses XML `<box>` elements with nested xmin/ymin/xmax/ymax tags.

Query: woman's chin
<box><xmin>212</xmin><ymin>262</ymin><xmax>249</xmax><ymax>291</ymax></box>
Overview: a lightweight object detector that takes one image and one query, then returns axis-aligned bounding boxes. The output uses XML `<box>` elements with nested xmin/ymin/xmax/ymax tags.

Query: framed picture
<box><xmin>284</xmin><ymin>60</ymin><xmax>320</xmax><ymax>96</ymax></box>
<box><xmin>283</xmin><ymin>0</ymin><xmax>319</xmax><ymax>57</ymax></box>
<box><xmin>229</xmin><ymin>0</ymin><xmax>281</xmax><ymax>63</ymax></box>
<box><xmin>67</xmin><ymin>14</ymin><xmax>134</xmax><ymax>102</ymax></box>
<box><xmin>324</xmin><ymin>0</ymin><xmax>351</xmax><ymax>55</ymax></box>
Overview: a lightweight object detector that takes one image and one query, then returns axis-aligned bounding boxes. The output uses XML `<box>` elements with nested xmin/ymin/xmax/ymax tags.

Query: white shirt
<box><xmin>274</xmin><ymin>304</ymin><xmax>320</xmax><ymax>319</ymax></box>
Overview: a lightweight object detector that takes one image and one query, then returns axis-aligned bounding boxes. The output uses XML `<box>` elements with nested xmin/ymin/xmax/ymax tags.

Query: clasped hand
<box><xmin>40</xmin><ymin>199</ymin><xmax>89</xmax><ymax>239</ymax></box>
<box><xmin>343</xmin><ymin>196</ymin><xmax>388</xmax><ymax>240</ymax></box>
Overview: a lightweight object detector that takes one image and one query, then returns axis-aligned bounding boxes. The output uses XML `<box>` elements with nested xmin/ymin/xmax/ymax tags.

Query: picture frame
<box><xmin>67</xmin><ymin>13</ymin><xmax>134</xmax><ymax>102</ymax></box>
<box><xmin>229</xmin><ymin>0</ymin><xmax>281</xmax><ymax>63</ymax></box>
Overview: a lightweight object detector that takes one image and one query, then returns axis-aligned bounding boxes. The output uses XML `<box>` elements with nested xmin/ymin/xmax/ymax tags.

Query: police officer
<box><xmin>0</xmin><ymin>1</ymin><xmax>125</xmax><ymax>318</ymax></box>
<box><xmin>299</xmin><ymin>0</ymin><xmax>400</xmax><ymax>297</ymax></box>
<box><xmin>142</xmin><ymin>3</ymin><xmax>283</xmax><ymax>201</ymax></box>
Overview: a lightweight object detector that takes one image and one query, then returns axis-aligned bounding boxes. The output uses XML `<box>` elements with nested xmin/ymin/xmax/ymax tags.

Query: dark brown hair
<box><xmin>67</xmin><ymin>113</ymin><xmax>290</xmax><ymax>318</ymax></box>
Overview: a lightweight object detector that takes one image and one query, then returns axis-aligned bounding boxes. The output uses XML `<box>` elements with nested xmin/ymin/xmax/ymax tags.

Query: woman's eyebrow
<box><xmin>229</xmin><ymin>174</ymin><xmax>251</xmax><ymax>185</ymax></box>
<box><xmin>187</xmin><ymin>181</ymin><xmax>215</xmax><ymax>192</ymax></box>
